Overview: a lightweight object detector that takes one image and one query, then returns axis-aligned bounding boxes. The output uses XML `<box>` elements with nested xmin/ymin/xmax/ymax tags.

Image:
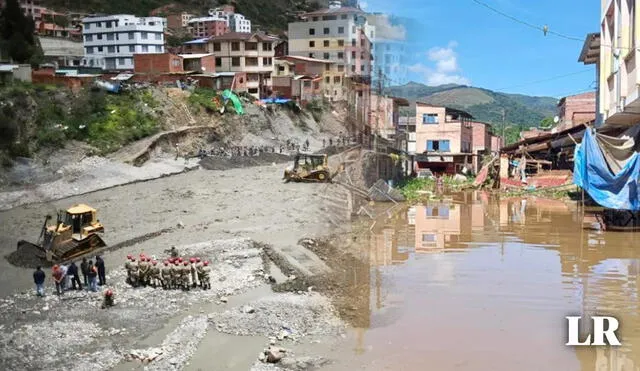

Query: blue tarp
<box><xmin>261</xmin><ymin>98</ymin><xmax>291</xmax><ymax>104</ymax></box>
<box><xmin>573</xmin><ymin>128</ymin><xmax>640</xmax><ymax>210</ymax></box>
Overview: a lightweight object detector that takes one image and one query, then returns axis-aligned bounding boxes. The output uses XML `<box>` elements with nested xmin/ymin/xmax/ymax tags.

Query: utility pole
<box><xmin>374</xmin><ymin>67</ymin><xmax>383</xmax><ymax>179</ymax></box>
<box><xmin>501</xmin><ymin>108</ymin><xmax>506</xmax><ymax>146</ymax></box>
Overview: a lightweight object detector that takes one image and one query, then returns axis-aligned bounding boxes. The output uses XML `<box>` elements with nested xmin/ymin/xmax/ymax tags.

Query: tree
<box><xmin>539</xmin><ymin>116</ymin><xmax>555</xmax><ymax>129</ymax></box>
<box><xmin>0</xmin><ymin>0</ymin><xmax>42</xmax><ymax>64</ymax></box>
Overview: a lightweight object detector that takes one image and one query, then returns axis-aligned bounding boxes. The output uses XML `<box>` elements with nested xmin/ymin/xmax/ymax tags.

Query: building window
<box><xmin>360</xmin><ymin>65</ymin><xmax>364</xmax><ymax>72</ymax></box>
<box><xmin>338</xmin><ymin>26</ymin><xmax>344</xmax><ymax>34</ymax></box>
<box><xmin>309</xmin><ymin>41</ymin><xmax>315</xmax><ymax>47</ymax></box>
<box><xmin>172</xmin><ymin>59</ymin><xmax>180</xmax><ymax>67</ymax></box>
<box><xmin>334</xmin><ymin>76</ymin><xmax>341</xmax><ymax>84</ymax></box>
<box><xmin>312</xmin><ymin>16</ymin><xmax>318</xmax><ymax>21</ymax></box>
<box><xmin>96</xmin><ymin>22</ymin><xmax>101</xmax><ymax>27</ymax></box>
<box><xmin>303</xmin><ymin>80</ymin><xmax>311</xmax><ymax>88</ymax></box>
<box><xmin>341</xmin><ymin>15</ymin><xmax>347</xmax><ymax>20</ymax></box>
<box><xmin>85</xmin><ymin>23</ymin><xmax>90</xmax><ymax>30</ymax></box>
<box><xmin>107</xmin><ymin>33</ymin><xmax>114</xmax><ymax>41</ymax></box>
<box><xmin>213</xmin><ymin>42</ymin><xmax>221</xmax><ymax>51</ymax></box>
<box><xmin>421</xmin><ymin>233</ymin><xmax>436</xmax><ymax>244</ymax></box>
<box><xmin>337</xmin><ymin>52</ymin><xmax>344</xmax><ymax>59</ymax></box>
<box><xmin>351</xmin><ymin>39</ymin><xmax>356</xmax><ymax>46</ymax></box>
<box><xmin>97</xmin><ymin>46</ymin><xmax>103</xmax><ymax>52</ymax></box>
<box><xmin>85</xmin><ymin>46</ymin><xmax>93</xmax><ymax>54</ymax></box>
<box><xmin>422</xmin><ymin>114</ymin><xmax>438</xmax><ymax>124</ymax></box>
<box><xmin>105</xmin><ymin>21</ymin><xmax>112</xmax><ymax>28</ymax></box>
<box><xmin>323</xmin><ymin>27</ymin><xmax>329</xmax><ymax>34</ymax></box>
<box><xmin>322</xmin><ymin>15</ymin><xmax>337</xmax><ymax>21</ymax></box>
<box><xmin>246</xmin><ymin>42</ymin><xmax>257</xmax><ymax>51</ymax></box>
<box><xmin>142</xmin><ymin>32</ymin><xmax>149</xmax><ymax>39</ymax></box>
<box><xmin>142</xmin><ymin>45</ymin><xmax>148</xmax><ymax>52</ymax></box>
<box><xmin>338</xmin><ymin>39</ymin><xmax>344</xmax><ymax>47</ymax></box>
<box><xmin>323</xmin><ymin>40</ymin><xmax>329</xmax><ymax>47</ymax></box>
<box><xmin>129</xmin><ymin>45</ymin><xmax>135</xmax><ymax>52</ymax></box>
<box><xmin>215</xmin><ymin>57</ymin><xmax>222</xmax><ymax>67</ymax></box>
<box><xmin>308</xmin><ymin>53</ymin><xmax>315</xmax><ymax>58</ymax></box>
<box><xmin>262</xmin><ymin>57</ymin><xmax>272</xmax><ymax>66</ymax></box>
<box><xmin>248</xmin><ymin>88</ymin><xmax>258</xmax><ymax>94</ymax></box>
<box><xmin>108</xmin><ymin>46</ymin><xmax>115</xmax><ymax>53</ymax></box>
<box><xmin>309</xmin><ymin>28</ymin><xmax>315</xmax><ymax>35</ymax></box>
<box><xmin>426</xmin><ymin>140</ymin><xmax>450</xmax><ymax>152</ymax></box>
<box><xmin>351</xmin><ymin>65</ymin><xmax>355</xmax><ymax>72</ymax></box>
<box><xmin>97</xmin><ymin>33</ymin><xmax>103</xmax><ymax>40</ymax></box>
<box><xmin>85</xmin><ymin>34</ymin><xmax>92</xmax><ymax>42</ymax></box>
<box><xmin>128</xmin><ymin>32</ymin><xmax>134</xmax><ymax>40</ymax></box>
<box><xmin>155</xmin><ymin>33</ymin><xmax>162</xmax><ymax>40</ymax></box>
<box><xmin>323</xmin><ymin>52</ymin><xmax>329</xmax><ymax>59</ymax></box>
<box><xmin>278</xmin><ymin>65</ymin><xmax>285</xmax><ymax>72</ymax></box>
<box><xmin>262</xmin><ymin>42</ymin><xmax>272</xmax><ymax>51</ymax></box>
<box><xmin>118</xmin><ymin>57</ymin><xmax>125</xmax><ymax>65</ymax></box>
<box><xmin>425</xmin><ymin>206</ymin><xmax>450</xmax><ymax>218</ymax></box>
<box><xmin>246</xmin><ymin>57</ymin><xmax>258</xmax><ymax>66</ymax></box>
<box><xmin>325</xmin><ymin>63</ymin><xmax>330</xmax><ymax>71</ymax></box>
<box><xmin>232</xmin><ymin>57</ymin><xmax>241</xmax><ymax>66</ymax></box>
<box><xmin>231</xmin><ymin>42</ymin><xmax>240</xmax><ymax>51</ymax></box>
<box><xmin>337</xmin><ymin>65</ymin><xmax>344</xmax><ymax>72</ymax></box>
<box><xmin>325</xmin><ymin>76</ymin><xmax>330</xmax><ymax>84</ymax></box>
<box><xmin>351</xmin><ymin>51</ymin><xmax>356</xmax><ymax>59</ymax></box>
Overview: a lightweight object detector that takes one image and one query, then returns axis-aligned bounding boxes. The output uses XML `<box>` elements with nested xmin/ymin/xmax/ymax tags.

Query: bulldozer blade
<box><xmin>16</xmin><ymin>240</ymin><xmax>46</xmax><ymax>259</ymax></box>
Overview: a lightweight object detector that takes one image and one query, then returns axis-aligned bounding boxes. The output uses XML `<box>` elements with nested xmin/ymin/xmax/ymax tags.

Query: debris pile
<box><xmin>368</xmin><ymin>179</ymin><xmax>405</xmax><ymax>202</ymax></box>
<box><xmin>208</xmin><ymin>292</ymin><xmax>344</xmax><ymax>338</ymax></box>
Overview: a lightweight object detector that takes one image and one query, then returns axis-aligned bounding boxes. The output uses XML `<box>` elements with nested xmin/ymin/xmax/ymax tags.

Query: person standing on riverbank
<box><xmin>68</xmin><ymin>261</ymin><xmax>82</xmax><ymax>290</ymax></box>
<box><xmin>95</xmin><ymin>256</ymin><xmax>106</xmax><ymax>286</ymax></box>
<box><xmin>87</xmin><ymin>261</ymin><xmax>98</xmax><ymax>292</ymax></box>
<box><xmin>33</xmin><ymin>266</ymin><xmax>45</xmax><ymax>297</ymax></box>
<box><xmin>52</xmin><ymin>265</ymin><xmax>64</xmax><ymax>295</ymax></box>
<box><xmin>81</xmin><ymin>258</ymin><xmax>89</xmax><ymax>286</ymax></box>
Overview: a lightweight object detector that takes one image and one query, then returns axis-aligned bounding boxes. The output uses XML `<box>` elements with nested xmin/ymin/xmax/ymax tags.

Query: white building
<box><xmin>207</xmin><ymin>6</ymin><xmax>251</xmax><ymax>33</ymax></box>
<box><xmin>229</xmin><ymin>13</ymin><xmax>251</xmax><ymax>33</ymax></box>
<box><xmin>82</xmin><ymin>14</ymin><xmax>166</xmax><ymax>70</ymax></box>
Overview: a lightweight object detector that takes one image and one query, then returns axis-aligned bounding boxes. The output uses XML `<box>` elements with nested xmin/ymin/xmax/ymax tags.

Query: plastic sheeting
<box><xmin>573</xmin><ymin>128</ymin><xmax>640</xmax><ymax>210</ymax></box>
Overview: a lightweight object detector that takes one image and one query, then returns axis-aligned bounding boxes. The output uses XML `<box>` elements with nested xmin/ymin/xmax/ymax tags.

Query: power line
<box><xmin>495</xmin><ymin>69</ymin><xmax>593</xmax><ymax>91</ymax></box>
<box><xmin>470</xmin><ymin>0</ymin><xmax>584</xmax><ymax>42</ymax></box>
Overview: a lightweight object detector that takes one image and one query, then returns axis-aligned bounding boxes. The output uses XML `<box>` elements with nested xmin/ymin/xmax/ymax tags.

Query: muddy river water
<box><xmin>328</xmin><ymin>191</ymin><xmax>640</xmax><ymax>371</ymax></box>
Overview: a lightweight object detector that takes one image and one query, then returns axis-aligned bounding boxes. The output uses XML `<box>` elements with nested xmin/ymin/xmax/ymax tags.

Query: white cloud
<box><xmin>408</xmin><ymin>41</ymin><xmax>470</xmax><ymax>86</ymax></box>
<box><xmin>367</xmin><ymin>13</ymin><xmax>406</xmax><ymax>41</ymax></box>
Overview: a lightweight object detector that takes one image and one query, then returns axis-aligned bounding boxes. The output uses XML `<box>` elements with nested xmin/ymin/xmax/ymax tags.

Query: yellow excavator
<box><xmin>17</xmin><ymin>204</ymin><xmax>106</xmax><ymax>262</ymax></box>
<box><xmin>283</xmin><ymin>153</ymin><xmax>332</xmax><ymax>183</ymax></box>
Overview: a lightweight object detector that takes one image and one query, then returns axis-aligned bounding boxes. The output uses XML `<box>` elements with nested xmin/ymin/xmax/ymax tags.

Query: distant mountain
<box><xmin>386</xmin><ymin>82</ymin><xmax>558</xmax><ymax>128</ymax></box>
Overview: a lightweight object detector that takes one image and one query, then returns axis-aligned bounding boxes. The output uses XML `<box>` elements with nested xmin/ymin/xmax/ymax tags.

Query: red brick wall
<box><xmin>471</xmin><ymin>122</ymin><xmax>490</xmax><ymax>151</ymax></box>
<box><xmin>31</xmin><ymin>74</ymin><xmax>94</xmax><ymax>93</ymax></box>
<box><xmin>558</xmin><ymin>91</ymin><xmax>595</xmax><ymax>128</ymax></box>
<box><xmin>134</xmin><ymin>53</ymin><xmax>184</xmax><ymax>74</ymax></box>
<box><xmin>167</xmin><ymin>14</ymin><xmax>183</xmax><ymax>30</ymax></box>
<box><xmin>200</xmin><ymin>55</ymin><xmax>216</xmax><ymax>74</ymax></box>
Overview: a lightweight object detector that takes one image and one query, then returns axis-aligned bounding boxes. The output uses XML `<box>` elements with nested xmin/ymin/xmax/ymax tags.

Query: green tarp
<box><xmin>222</xmin><ymin>89</ymin><xmax>244</xmax><ymax>115</ymax></box>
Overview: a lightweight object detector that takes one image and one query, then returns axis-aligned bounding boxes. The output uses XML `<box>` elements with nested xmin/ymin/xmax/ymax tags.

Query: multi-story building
<box><xmin>166</xmin><ymin>12</ymin><xmax>194</xmax><ymax>30</ymax></box>
<box><xmin>414</xmin><ymin>102</ymin><xmax>474</xmax><ymax>175</ymax></box>
<box><xmin>187</xmin><ymin>16</ymin><xmax>229</xmax><ymax>38</ymax></box>
<box><xmin>470</xmin><ymin>121</ymin><xmax>492</xmax><ymax>172</ymax></box>
<box><xmin>82</xmin><ymin>15</ymin><xmax>166</xmax><ymax>70</ymax></box>
<box><xmin>208</xmin><ymin>5</ymin><xmax>251</xmax><ymax>33</ymax></box>
<box><xmin>556</xmin><ymin>91</ymin><xmax>596</xmax><ymax>130</ymax></box>
<box><xmin>287</xmin><ymin>0</ymin><xmax>374</xmax><ymax>100</ymax></box>
<box><xmin>398</xmin><ymin>116</ymin><xmax>416</xmax><ymax>154</ymax></box>
<box><xmin>272</xmin><ymin>55</ymin><xmax>332</xmax><ymax>103</ymax></box>
<box><xmin>195</xmin><ymin>32</ymin><xmax>279</xmax><ymax>98</ymax></box>
<box><xmin>370</xmin><ymin>94</ymin><xmax>410</xmax><ymax>143</ymax></box>
<box><xmin>367</xmin><ymin>13</ymin><xmax>407</xmax><ymax>84</ymax></box>
<box><xmin>593</xmin><ymin>0</ymin><xmax>639</xmax><ymax>127</ymax></box>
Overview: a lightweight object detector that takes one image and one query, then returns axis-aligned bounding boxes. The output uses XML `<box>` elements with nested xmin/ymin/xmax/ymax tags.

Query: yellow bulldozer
<box><xmin>283</xmin><ymin>153</ymin><xmax>332</xmax><ymax>183</ymax></box>
<box><xmin>17</xmin><ymin>204</ymin><xmax>106</xmax><ymax>262</ymax></box>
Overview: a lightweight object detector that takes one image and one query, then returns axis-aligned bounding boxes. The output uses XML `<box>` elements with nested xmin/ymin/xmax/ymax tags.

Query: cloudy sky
<box><xmin>361</xmin><ymin>0</ymin><xmax>600</xmax><ymax>97</ymax></box>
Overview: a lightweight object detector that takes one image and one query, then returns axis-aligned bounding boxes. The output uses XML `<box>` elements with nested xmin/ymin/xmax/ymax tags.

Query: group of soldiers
<box><xmin>124</xmin><ymin>254</ymin><xmax>211</xmax><ymax>291</ymax></box>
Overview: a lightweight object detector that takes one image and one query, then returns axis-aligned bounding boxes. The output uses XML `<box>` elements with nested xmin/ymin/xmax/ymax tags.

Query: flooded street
<box><xmin>329</xmin><ymin>192</ymin><xmax>640</xmax><ymax>371</ymax></box>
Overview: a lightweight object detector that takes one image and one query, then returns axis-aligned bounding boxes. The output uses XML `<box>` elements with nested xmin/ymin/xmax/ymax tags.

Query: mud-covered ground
<box><xmin>0</xmin><ymin>164</ymin><xmax>358</xmax><ymax>370</ymax></box>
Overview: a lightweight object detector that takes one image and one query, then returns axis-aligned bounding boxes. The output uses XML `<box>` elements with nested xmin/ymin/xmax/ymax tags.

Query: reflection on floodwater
<box><xmin>345</xmin><ymin>191</ymin><xmax>640</xmax><ymax>371</ymax></box>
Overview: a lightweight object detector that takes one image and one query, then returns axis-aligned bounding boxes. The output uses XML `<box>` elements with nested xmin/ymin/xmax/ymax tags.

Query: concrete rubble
<box><xmin>208</xmin><ymin>292</ymin><xmax>344</xmax><ymax>339</ymax></box>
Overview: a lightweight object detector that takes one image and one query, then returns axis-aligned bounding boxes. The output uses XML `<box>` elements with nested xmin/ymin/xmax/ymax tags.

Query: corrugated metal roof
<box><xmin>0</xmin><ymin>65</ymin><xmax>18</xmax><ymax>72</ymax></box>
<box><xmin>183</xmin><ymin>38</ymin><xmax>209</xmax><ymax>44</ymax></box>
<box><xmin>179</xmin><ymin>53</ymin><xmax>214</xmax><ymax>59</ymax></box>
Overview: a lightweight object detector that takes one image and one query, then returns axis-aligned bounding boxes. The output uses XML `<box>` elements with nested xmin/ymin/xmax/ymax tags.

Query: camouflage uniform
<box><xmin>161</xmin><ymin>263</ymin><xmax>172</xmax><ymax>289</ymax></box>
<box><xmin>200</xmin><ymin>263</ymin><xmax>211</xmax><ymax>290</ymax></box>
<box><xmin>173</xmin><ymin>263</ymin><xmax>183</xmax><ymax>290</ymax></box>
<box><xmin>181</xmin><ymin>263</ymin><xmax>192</xmax><ymax>290</ymax></box>
<box><xmin>124</xmin><ymin>259</ymin><xmax>133</xmax><ymax>284</ymax></box>
<box><xmin>149</xmin><ymin>263</ymin><xmax>161</xmax><ymax>288</ymax></box>
<box><xmin>138</xmin><ymin>259</ymin><xmax>150</xmax><ymax>287</ymax></box>
<box><xmin>128</xmin><ymin>259</ymin><xmax>140</xmax><ymax>287</ymax></box>
<box><xmin>190</xmin><ymin>261</ymin><xmax>199</xmax><ymax>288</ymax></box>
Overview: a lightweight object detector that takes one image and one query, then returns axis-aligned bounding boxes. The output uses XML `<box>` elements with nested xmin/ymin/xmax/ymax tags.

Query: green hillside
<box><xmin>387</xmin><ymin>82</ymin><xmax>558</xmax><ymax>129</ymax></box>
<box><xmin>40</xmin><ymin>0</ymin><xmax>325</xmax><ymax>32</ymax></box>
